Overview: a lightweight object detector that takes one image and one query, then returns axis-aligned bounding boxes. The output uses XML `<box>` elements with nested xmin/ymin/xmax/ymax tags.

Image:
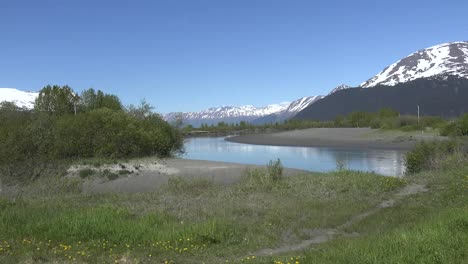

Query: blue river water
<box><xmin>181</xmin><ymin>137</ymin><xmax>406</xmax><ymax>176</ymax></box>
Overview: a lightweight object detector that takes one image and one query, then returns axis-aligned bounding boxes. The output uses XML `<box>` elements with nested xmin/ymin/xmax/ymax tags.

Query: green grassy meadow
<box><xmin>0</xmin><ymin>144</ymin><xmax>467</xmax><ymax>263</ymax></box>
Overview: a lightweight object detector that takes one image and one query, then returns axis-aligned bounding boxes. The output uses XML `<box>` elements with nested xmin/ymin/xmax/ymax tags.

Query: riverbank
<box><xmin>64</xmin><ymin>158</ymin><xmax>307</xmax><ymax>194</ymax></box>
<box><xmin>227</xmin><ymin>128</ymin><xmax>442</xmax><ymax>150</ymax></box>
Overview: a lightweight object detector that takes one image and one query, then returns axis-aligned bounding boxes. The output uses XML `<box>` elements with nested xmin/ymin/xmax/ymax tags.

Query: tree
<box><xmin>101</xmin><ymin>94</ymin><xmax>123</xmax><ymax>110</ymax></box>
<box><xmin>80</xmin><ymin>88</ymin><xmax>123</xmax><ymax>112</ymax></box>
<box><xmin>126</xmin><ymin>99</ymin><xmax>154</xmax><ymax>120</ymax></box>
<box><xmin>34</xmin><ymin>85</ymin><xmax>78</xmax><ymax>115</ymax></box>
<box><xmin>174</xmin><ymin>113</ymin><xmax>184</xmax><ymax>129</ymax></box>
<box><xmin>378</xmin><ymin>108</ymin><xmax>399</xmax><ymax>118</ymax></box>
<box><xmin>0</xmin><ymin>101</ymin><xmax>22</xmax><ymax>112</ymax></box>
<box><xmin>80</xmin><ymin>88</ymin><xmax>98</xmax><ymax>111</ymax></box>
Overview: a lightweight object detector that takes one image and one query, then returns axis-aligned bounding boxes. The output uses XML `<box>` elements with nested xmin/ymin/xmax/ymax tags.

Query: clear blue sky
<box><xmin>1</xmin><ymin>0</ymin><xmax>467</xmax><ymax>113</ymax></box>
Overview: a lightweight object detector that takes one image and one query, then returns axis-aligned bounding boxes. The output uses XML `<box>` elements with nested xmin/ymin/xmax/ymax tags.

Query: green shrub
<box><xmin>267</xmin><ymin>159</ymin><xmax>284</xmax><ymax>182</ymax></box>
<box><xmin>369</xmin><ymin>118</ymin><xmax>382</xmax><ymax>129</ymax></box>
<box><xmin>405</xmin><ymin>140</ymin><xmax>459</xmax><ymax>174</ymax></box>
<box><xmin>420</xmin><ymin>116</ymin><xmax>445</xmax><ymax>128</ymax></box>
<box><xmin>398</xmin><ymin>115</ymin><xmax>418</xmax><ymax>127</ymax></box>
<box><xmin>440</xmin><ymin>114</ymin><xmax>468</xmax><ymax>137</ymax></box>
<box><xmin>440</xmin><ymin>122</ymin><xmax>458</xmax><ymax>136</ymax></box>
<box><xmin>0</xmin><ymin>100</ymin><xmax>183</xmax><ymax>182</ymax></box>
<box><xmin>78</xmin><ymin>168</ymin><xmax>95</xmax><ymax>179</ymax></box>
<box><xmin>118</xmin><ymin>169</ymin><xmax>132</xmax><ymax>175</ymax></box>
<box><xmin>102</xmin><ymin>169</ymin><xmax>119</xmax><ymax>181</ymax></box>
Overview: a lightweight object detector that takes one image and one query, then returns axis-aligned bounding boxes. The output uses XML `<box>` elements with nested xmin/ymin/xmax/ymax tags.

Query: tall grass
<box><xmin>0</xmin><ymin>165</ymin><xmax>407</xmax><ymax>263</ymax></box>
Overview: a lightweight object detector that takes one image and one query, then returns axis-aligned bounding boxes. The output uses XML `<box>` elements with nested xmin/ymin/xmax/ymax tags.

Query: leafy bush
<box><xmin>102</xmin><ymin>169</ymin><xmax>119</xmax><ymax>181</ymax></box>
<box><xmin>78</xmin><ymin>168</ymin><xmax>95</xmax><ymax>179</ymax></box>
<box><xmin>0</xmin><ymin>86</ymin><xmax>183</xmax><ymax>182</ymax></box>
<box><xmin>405</xmin><ymin>140</ymin><xmax>459</xmax><ymax>174</ymax></box>
<box><xmin>267</xmin><ymin>159</ymin><xmax>284</xmax><ymax>181</ymax></box>
<box><xmin>118</xmin><ymin>169</ymin><xmax>132</xmax><ymax>175</ymax></box>
<box><xmin>440</xmin><ymin>122</ymin><xmax>458</xmax><ymax>136</ymax></box>
<box><xmin>241</xmin><ymin>159</ymin><xmax>285</xmax><ymax>191</ymax></box>
<box><xmin>440</xmin><ymin>114</ymin><xmax>468</xmax><ymax>137</ymax></box>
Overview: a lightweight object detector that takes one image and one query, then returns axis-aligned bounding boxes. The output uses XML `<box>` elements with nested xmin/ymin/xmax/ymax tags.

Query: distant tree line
<box><xmin>184</xmin><ymin>107</ymin><xmax>466</xmax><ymax>135</ymax></box>
<box><xmin>0</xmin><ymin>85</ymin><xmax>183</xmax><ymax>182</ymax></box>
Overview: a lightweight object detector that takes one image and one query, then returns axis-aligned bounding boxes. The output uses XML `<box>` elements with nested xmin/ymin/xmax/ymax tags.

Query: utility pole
<box><xmin>417</xmin><ymin>105</ymin><xmax>420</xmax><ymax>127</ymax></box>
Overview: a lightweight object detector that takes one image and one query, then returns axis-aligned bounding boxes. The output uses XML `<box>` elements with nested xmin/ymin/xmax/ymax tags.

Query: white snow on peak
<box><xmin>284</xmin><ymin>95</ymin><xmax>323</xmax><ymax>113</ymax></box>
<box><xmin>0</xmin><ymin>88</ymin><xmax>38</xmax><ymax>109</ymax></box>
<box><xmin>361</xmin><ymin>41</ymin><xmax>468</xmax><ymax>88</ymax></box>
<box><xmin>328</xmin><ymin>84</ymin><xmax>351</xmax><ymax>95</ymax></box>
<box><xmin>165</xmin><ymin>101</ymin><xmax>291</xmax><ymax>121</ymax></box>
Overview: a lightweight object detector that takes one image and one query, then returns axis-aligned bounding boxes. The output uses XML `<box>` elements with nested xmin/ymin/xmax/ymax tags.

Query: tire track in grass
<box><xmin>248</xmin><ymin>183</ymin><xmax>428</xmax><ymax>256</ymax></box>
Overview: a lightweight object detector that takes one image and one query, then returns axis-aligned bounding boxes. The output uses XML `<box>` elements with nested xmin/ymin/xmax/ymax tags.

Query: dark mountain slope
<box><xmin>294</xmin><ymin>76</ymin><xmax>468</xmax><ymax>121</ymax></box>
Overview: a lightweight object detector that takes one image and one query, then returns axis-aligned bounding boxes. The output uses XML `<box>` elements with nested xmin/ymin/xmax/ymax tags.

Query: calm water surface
<box><xmin>182</xmin><ymin>137</ymin><xmax>406</xmax><ymax>176</ymax></box>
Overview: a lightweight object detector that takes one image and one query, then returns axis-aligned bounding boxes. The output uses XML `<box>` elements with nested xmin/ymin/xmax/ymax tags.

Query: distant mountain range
<box><xmin>164</xmin><ymin>103</ymin><xmax>289</xmax><ymax>127</ymax></box>
<box><xmin>3</xmin><ymin>41</ymin><xmax>468</xmax><ymax>124</ymax></box>
<box><xmin>164</xmin><ymin>92</ymin><xmax>338</xmax><ymax>126</ymax></box>
<box><xmin>164</xmin><ymin>84</ymin><xmax>353</xmax><ymax>127</ymax></box>
<box><xmin>251</xmin><ymin>96</ymin><xmax>324</xmax><ymax>125</ymax></box>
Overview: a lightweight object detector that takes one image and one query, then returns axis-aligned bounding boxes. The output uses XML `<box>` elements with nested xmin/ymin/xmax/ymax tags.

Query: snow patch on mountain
<box><xmin>361</xmin><ymin>41</ymin><xmax>468</xmax><ymax>88</ymax></box>
<box><xmin>250</xmin><ymin>95</ymin><xmax>324</xmax><ymax>125</ymax></box>
<box><xmin>164</xmin><ymin>102</ymin><xmax>291</xmax><ymax>126</ymax></box>
<box><xmin>0</xmin><ymin>88</ymin><xmax>38</xmax><ymax>109</ymax></box>
<box><xmin>282</xmin><ymin>96</ymin><xmax>323</xmax><ymax>113</ymax></box>
<box><xmin>328</xmin><ymin>84</ymin><xmax>351</xmax><ymax>95</ymax></box>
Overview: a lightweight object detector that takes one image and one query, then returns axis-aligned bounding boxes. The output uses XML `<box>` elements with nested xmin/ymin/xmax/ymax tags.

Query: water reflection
<box><xmin>182</xmin><ymin>137</ymin><xmax>406</xmax><ymax>176</ymax></box>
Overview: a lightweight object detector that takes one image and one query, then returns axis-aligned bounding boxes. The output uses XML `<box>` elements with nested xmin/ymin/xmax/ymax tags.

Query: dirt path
<box><xmin>248</xmin><ymin>183</ymin><xmax>428</xmax><ymax>256</ymax></box>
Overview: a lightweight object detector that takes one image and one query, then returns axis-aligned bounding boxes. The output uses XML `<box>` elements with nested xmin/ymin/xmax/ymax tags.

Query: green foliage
<box><xmin>102</xmin><ymin>169</ymin><xmax>119</xmax><ymax>181</ymax></box>
<box><xmin>305</xmin><ymin>208</ymin><xmax>468</xmax><ymax>264</ymax></box>
<box><xmin>80</xmin><ymin>88</ymin><xmax>123</xmax><ymax>111</ymax></box>
<box><xmin>185</xmin><ymin>108</ymin><xmax>450</xmax><ymax>135</ymax></box>
<box><xmin>440</xmin><ymin>114</ymin><xmax>468</xmax><ymax>136</ymax></box>
<box><xmin>378</xmin><ymin>107</ymin><xmax>399</xmax><ymax>118</ymax></box>
<box><xmin>78</xmin><ymin>168</ymin><xmax>95</xmax><ymax>179</ymax></box>
<box><xmin>0</xmin><ymin>101</ymin><xmax>23</xmax><ymax>112</ymax></box>
<box><xmin>348</xmin><ymin>111</ymin><xmax>372</xmax><ymax>127</ymax></box>
<box><xmin>118</xmin><ymin>169</ymin><xmax>132</xmax><ymax>175</ymax></box>
<box><xmin>0</xmin><ymin>88</ymin><xmax>183</xmax><ymax>182</ymax></box>
<box><xmin>34</xmin><ymin>85</ymin><xmax>78</xmax><ymax>115</ymax></box>
<box><xmin>54</xmin><ymin>108</ymin><xmax>182</xmax><ymax>159</ymax></box>
<box><xmin>405</xmin><ymin>140</ymin><xmax>460</xmax><ymax>174</ymax></box>
<box><xmin>126</xmin><ymin>99</ymin><xmax>154</xmax><ymax>119</ymax></box>
<box><xmin>267</xmin><ymin>158</ymin><xmax>284</xmax><ymax>182</ymax></box>
<box><xmin>241</xmin><ymin>159</ymin><xmax>285</xmax><ymax>191</ymax></box>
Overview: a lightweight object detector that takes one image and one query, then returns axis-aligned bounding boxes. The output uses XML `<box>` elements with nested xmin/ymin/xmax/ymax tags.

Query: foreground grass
<box><xmin>301</xmin><ymin>153</ymin><xmax>468</xmax><ymax>264</ymax></box>
<box><xmin>0</xmin><ymin>167</ymin><xmax>406</xmax><ymax>263</ymax></box>
<box><xmin>0</xmin><ymin>152</ymin><xmax>467</xmax><ymax>263</ymax></box>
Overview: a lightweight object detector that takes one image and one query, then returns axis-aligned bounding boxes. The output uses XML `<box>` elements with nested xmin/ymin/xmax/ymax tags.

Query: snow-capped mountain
<box><xmin>251</xmin><ymin>95</ymin><xmax>324</xmax><ymax>125</ymax></box>
<box><xmin>361</xmin><ymin>41</ymin><xmax>468</xmax><ymax>88</ymax></box>
<box><xmin>165</xmin><ymin>102</ymin><xmax>291</xmax><ymax>127</ymax></box>
<box><xmin>0</xmin><ymin>88</ymin><xmax>38</xmax><ymax>109</ymax></box>
<box><xmin>328</xmin><ymin>84</ymin><xmax>351</xmax><ymax>95</ymax></box>
<box><xmin>282</xmin><ymin>95</ymin><xmax>323</xmax><ymax>113</ymax></box>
